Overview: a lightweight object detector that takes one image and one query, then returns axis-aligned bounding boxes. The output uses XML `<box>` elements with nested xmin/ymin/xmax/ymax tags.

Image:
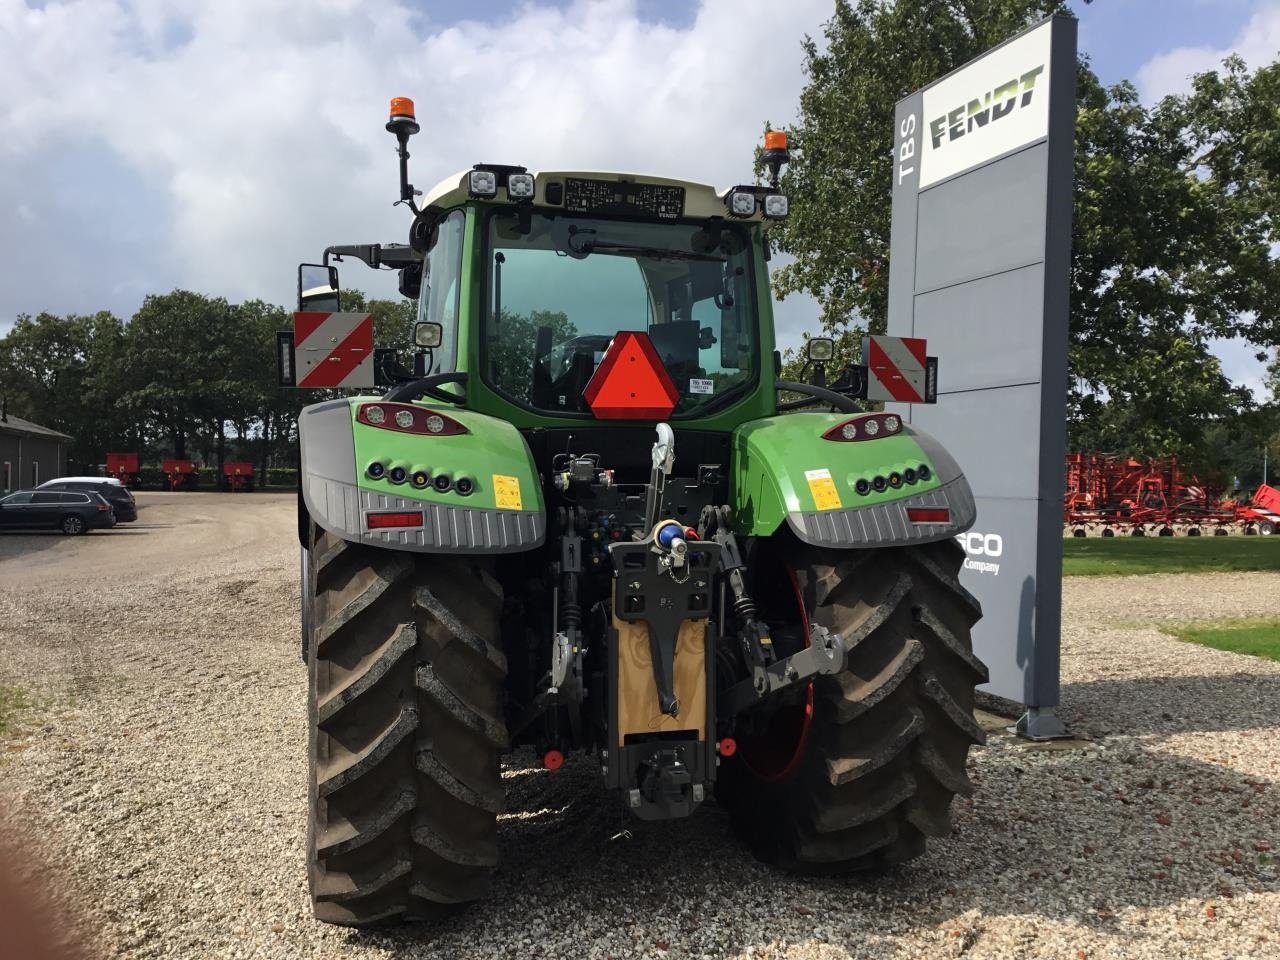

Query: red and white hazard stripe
<box><xmin>866</xmin><ymin>335</ymin><xmax>928</xmax><ymax>403</ymax></box>
<box><xmin>294</xmin><ymin>311</ymin><xmax>375</xmax><ymax>388</ymax></box>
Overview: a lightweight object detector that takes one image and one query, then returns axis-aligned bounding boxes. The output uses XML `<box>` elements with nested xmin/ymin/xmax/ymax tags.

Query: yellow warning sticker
<box><xmin>804</xmin><ymin>468</ymin><xmax>843</xmax><ymax>511</ymax></box>
<box><xmin>492</xmin><ymin>474</ymin><xmax>523</xmax><ymax>510</ymax></box>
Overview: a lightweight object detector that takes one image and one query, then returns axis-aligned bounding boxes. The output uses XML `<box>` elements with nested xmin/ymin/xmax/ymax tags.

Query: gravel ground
<box><xmin>2</xmin><ymin>494</ymin><xmax>1279</xmax><ymax>959</ymax></box>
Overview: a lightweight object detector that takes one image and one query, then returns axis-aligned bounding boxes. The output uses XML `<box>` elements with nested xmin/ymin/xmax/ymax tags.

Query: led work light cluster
<box><xmin>366</xmin><ymin>459</ymin><xmax>475</xmax><ymax>496</ymax></box>
<box><xmin>467</xmin><ymin>164</ymin><xmax>534</xmax><ymax>199</ymax></box>
<box><xmin>358</xmin><ymin>403</ymin><xmax>474</xmax><ymax>496</ymax></box>
<box><xmin>823</xmin><ymin>413</ymin><xmax>902</xmax><ymax>443</ymax></box>
<box><xmin>852</xmin><ymin>463</ymin><xmax>932</xmax><ymax>498</ymax></box>
<box><xmin>725</xmin><ymin>188</ymin><xmax>788</xmax><ymax>219</ymax></box>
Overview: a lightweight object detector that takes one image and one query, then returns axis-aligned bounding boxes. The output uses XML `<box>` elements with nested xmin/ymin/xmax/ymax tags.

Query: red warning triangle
<box><xmin>583</xmin><ymin>331</ymin><xmax>680</xmax><ymax>420</ymax></box>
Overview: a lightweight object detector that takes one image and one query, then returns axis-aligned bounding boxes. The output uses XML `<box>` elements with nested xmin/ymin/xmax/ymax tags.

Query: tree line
<box><xmin>770</xmin><ymin>0</ymin><xmax>1280</xmax><ymax>489</ymax></box>
<box><xmin>0</xmin><ymin>290</ymin><xmax>413</xmax><ymax>476</ymax></box>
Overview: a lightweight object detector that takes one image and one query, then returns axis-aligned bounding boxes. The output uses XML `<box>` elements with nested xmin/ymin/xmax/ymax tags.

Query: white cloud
<box><xmin>1136</xmin><ymin>0</ymin><xmax>1280</xmax><ymax>100</ymax></box>
<box><xmin>0</xmin><ymin>0</ymin><xmax>829</xmax><ymax>329</ymax></box>
<box><xmin>1211</xmin><ymin>336</ymin><xmax>1274</xmax><ymax>403</ymax></box>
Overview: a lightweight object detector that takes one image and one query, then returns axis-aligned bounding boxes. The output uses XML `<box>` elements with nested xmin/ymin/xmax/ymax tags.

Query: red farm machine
<box><xmin>161</xmin><ymin>459</ymin><xmax>201</xmax><ymax>491</ymax></box>
<box><xmin>221</xmin><ymin>461</ymin><xmax>255</xmax><ymax>492</ymax></box>
<box><xmin>106</xmin><ymin>452</ymin><xmax>142</xmax><ymax>488</ymax></box>
<box><xmin>1064</xmin><ymin>452</ymin><xmax>1278</xmax><ymax>537</ymax></box>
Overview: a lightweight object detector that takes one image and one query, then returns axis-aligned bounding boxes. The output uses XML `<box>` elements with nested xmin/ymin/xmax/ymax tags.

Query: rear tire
<box><xmin>307</xmin><ymin>525</ymin><xmax>507</xmax><ymax>925</ymax></box>
<box><xmin>61</xmin><ymin>514</ymin><xmax>86</xmax><ymax>535</ymax></box>
<box><xmin>720</xmin><ymin>538</ymin><xmax>987</xmax><ymax>873</ymax></box>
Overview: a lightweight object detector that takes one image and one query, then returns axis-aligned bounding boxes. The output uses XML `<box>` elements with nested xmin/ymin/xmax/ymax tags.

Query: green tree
<box><xmin>0</xmin><ymin>310</ymin><xmax>133</xmax><ymax>469</ymax></box>
<box><xmin>120</xmin><ymin>291</ymin><xmax>241</xmax><ymax>460</ymax></box>
<box><xmin>768</xmin><ymin>1</ymin><xmax>1280</xmax><ymax>458</ymax></box>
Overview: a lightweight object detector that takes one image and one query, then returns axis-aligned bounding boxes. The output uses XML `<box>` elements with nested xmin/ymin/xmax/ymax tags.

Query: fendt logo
<box><xmin>928</xmin><ymin>64</ymin><xmax>1044</xmax><ymax>152</ymax></box>
<box><xmin>956</xmin><ymin>531</ymin><xmax>1003</xmax><ymax>576</ymax></box>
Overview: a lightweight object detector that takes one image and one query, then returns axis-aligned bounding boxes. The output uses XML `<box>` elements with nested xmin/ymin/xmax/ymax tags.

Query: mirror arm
<box><xmin>775</xmin><ymin>380</ymin><xmax>859</xmax><ymax>413</ymax></box>
<box><xmin>383</xmin><ymin>372</ymin><xmax>468</xmax><ymax>405</ymax></box>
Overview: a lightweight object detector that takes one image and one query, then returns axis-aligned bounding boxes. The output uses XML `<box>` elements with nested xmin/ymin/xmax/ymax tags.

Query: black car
<box><xmin>37</xmin><ymin>477</ymin><xmax>137</xmax><ymax>522</ymax></box>
<box><xmin>0</xmin><ymin>489</ymin><xmax>116</xmax><ymax>534</ymax></box>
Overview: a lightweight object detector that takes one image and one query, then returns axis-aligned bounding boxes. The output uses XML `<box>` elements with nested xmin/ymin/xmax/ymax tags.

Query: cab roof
<box><xmin>422</xmin><ymin>169</ymin><xmax>774</xmax><ymax>222</ymax></box>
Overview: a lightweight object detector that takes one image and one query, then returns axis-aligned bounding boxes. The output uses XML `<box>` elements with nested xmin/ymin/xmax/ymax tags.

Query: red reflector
<box><xmin>367</xmin><ymin>511</ymin><xmax>424</xmax><ymax>529</ymax></box>
<box><xmin>582</xmin><ymin>331</ymin><xmax>680</xmax><ymax>420</ymax></box>
<box><xmin>718</xmin><ymin>737</ymin><xmax>737</xmax><ymax>757</ymax></box>
<box><xmin>906</xmin><ymin>507</ymin><xmax>950</xmax><ymax>524</ymax></box>
<box><xmin>542</xmin><ymin>749</ymin><xmax>564</xmax><ymax>771</ymax></box>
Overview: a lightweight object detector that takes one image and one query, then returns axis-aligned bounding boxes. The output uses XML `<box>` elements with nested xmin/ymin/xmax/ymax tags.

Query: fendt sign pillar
<box><xmin>886</xmin><ymin>15</ymin><xmax>1077</xmax><ymax>738</ymax></box>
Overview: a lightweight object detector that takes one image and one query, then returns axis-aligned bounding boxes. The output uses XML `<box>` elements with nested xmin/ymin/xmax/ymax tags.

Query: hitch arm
<box><xmin>719</xmin><ymin>625</ymin><xmax>846</xmax><ymax>718</ymax></box>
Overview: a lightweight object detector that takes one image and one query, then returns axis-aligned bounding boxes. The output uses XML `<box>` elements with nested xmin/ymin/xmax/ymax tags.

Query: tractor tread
<box><xmin>308</xmin><ymin>537</ymin><xmax>506</xmax><ymax>927</ymax></box>
<box><xmin>810</xmin><ymin>770</ymin><xmax>917</xmax><ymax>833</ymax></box>
<box><xmin>832</xmin><ymin>637</ymin><xmax>924</xmax><ymax>721</ymax></box>
<box><xmin>416</xmin><ymin>749</ymin><xmax>505</xmax><ymax>814</ymax></box>
<box><xmin>315</xmin><ymin>787</ymin><xmax>416</xmax><ymax>859</ymax></box>
<box><xmin>912</xmin><ymin>605</ymin><xmax>989</xmax><ymax>682</ymax></box>
<box><xmin>921</xmin><ymin>674</ymin><xmax>987</xmax><ymax>745</ymax></box>
<box><xmin>413</xmin><ymin>584</ymin><xmax>508</xmax><ymax>674</ymax></box>
<box><xmin>317</xmin><ymin>624</ymin><xmax>417</xmax><ymax>723</ymax></box>
<box><xmin>313</xmin><ymin>554</ymin><xmax>412</xmax><ymax>651</ymax></box>
<box><xmin>412</xmin><ymin>821</ymin><xmax>499</xmax><ymax>868</ymax></box>
<box><xmin>317</xmin><ymin>705</ymin><xmax>418</xmax><ymax>797</ymax></box>
<box><xmin>415</xmin><ymin>665</ymin><xmax>509</xmax><ymax>750</ymax></box>
<box><xmin>312</xmin><ymin>858</ymin><xmax>412</xmax><ymax>903</ymax></box>
<box><xmin>722</xmin><ymin>538</ymin><xmax>985</xmax><ymax>875</ymax></box>
<box><xmin>825</xmin><ymin>707</ymin><xmax>925</xmax><ymax>787</ymax></box>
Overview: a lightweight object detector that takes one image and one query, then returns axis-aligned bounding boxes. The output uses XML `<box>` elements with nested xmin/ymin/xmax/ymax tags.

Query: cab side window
<box><xmin>418</xmin><ymin>209</ymin><xmax>467</xmax><ymax>374</ymax></box>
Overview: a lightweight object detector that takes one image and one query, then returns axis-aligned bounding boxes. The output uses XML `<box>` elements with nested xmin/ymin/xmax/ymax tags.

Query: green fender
<box><xmin>731</xmin><ymin>412</ymin><xmax>976</xmax><ymax>547</ymax></box>
<box><xmin>298</xmin><ymin>396</ymin><xmax>545</xmax><ymax>553</ymax></box>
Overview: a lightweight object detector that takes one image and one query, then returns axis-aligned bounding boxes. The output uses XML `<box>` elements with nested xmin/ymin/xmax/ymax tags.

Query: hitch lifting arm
<box><xmin>719</xmin><ymin>624</ymin><xmax>846</xmax><ymax>718</ymax></box>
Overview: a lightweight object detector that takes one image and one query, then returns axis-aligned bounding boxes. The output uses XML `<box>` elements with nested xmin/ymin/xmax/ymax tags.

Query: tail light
<box><xmin>357</xmin><ymin>403</ymin><xmax>467</xmax><ymax>436</ymax></box>
<box><xmin>367</xmin><ymin>511</ymin><xmax>424</xmax><ymax>529</ymax></box>
<box><xmin>906</xmin><ymin>507</ymin><xmax>950</xmax><ymax>524</ymax></box>
<box><xmin>97</xmin><ymin>503</ymin><xmax>110</xmax><ymax>512</ymax></box>
<box><xmin>823</xmin><ymin>414</ymin><xmax>902</xmax><ymax>442</ymax></box>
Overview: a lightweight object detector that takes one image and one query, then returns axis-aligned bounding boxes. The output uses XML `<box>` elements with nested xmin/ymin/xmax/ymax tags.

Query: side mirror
<box><xmin>399</xmin><ymin>263</ymin><xmax>422</xmax><ymax>300</ymax></box>
<box><xmin>414</xmin><ymin>321</ymin><xmax>443</xmax><ymax>348</ymax></box>
<box><xmin>806</xmin><ymin>337</ymin><xmax>835</xmax><ymax>363</ymax></box>
<box><xmin>298</xmin><ymin>263</ymin><xmax>340</xmax><ymax>312</ymax></box>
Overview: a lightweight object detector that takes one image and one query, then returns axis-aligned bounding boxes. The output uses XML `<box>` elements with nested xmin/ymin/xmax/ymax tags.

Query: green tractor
<box><xmin>286</xmin><ymin>97</ymin><xmax>987</xmax><ymax>925</ymax></box>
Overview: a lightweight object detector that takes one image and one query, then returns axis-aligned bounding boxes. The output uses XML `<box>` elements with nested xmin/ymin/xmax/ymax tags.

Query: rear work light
<box><xmin>762</xmin><ymin>194</ymin><xmax>789</xmax><ymax>218</ymax></box>
<box><xmin>726</xmin><ymin>190</ymin><xmax>756</xmax><ymax>217</ymax></box>
<box><xmin>468</xmin><ymin>169</ymin><xmax>498</xmax><ymax>197</ymax></box>
<box><xmin>507</xmin><ymin>172</ymin><xmax>535</xmax><ymax>198</ymax></box>
<box><xmin>823</xmin><ymin>414</ymin><xmax>903</xmax><ymax>442</ymax></box>
<box><xmin>906</xmin><ymin>507</ymin><xmax>950</xmax><ymax>524</ymax></box>
<box><xmin>357</xmin><ymin>403</ymin><xmax>468</xmax><ymax>436</ymax></box>
<box><xmin>367</xmin><ymin>511</ymin><xmax>424</xmax><ymax>529</ymax></box>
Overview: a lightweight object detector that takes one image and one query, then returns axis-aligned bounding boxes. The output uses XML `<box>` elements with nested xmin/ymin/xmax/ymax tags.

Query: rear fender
<box><xmin>732</xmin><ymin>412</ymin><xmax>975</xmax><ymax>547</ymax></box>
<box><xmin>298</xmin><ymin>397</ymin><xmax>546</xmax><ymax>553</ymax></box>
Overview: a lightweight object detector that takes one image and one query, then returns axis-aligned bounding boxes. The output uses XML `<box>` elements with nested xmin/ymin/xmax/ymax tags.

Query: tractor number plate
<box><xmin>563</xmin><ymin>178</ymin><xmax>684</xmax><ymax>220</ymax></box>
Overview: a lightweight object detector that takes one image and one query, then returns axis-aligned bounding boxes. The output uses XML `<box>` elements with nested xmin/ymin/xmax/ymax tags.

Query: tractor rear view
<box><xmin>283</xmin><ymin>98</ymin><xmax>987</xmax><ymax>925</ymax></box>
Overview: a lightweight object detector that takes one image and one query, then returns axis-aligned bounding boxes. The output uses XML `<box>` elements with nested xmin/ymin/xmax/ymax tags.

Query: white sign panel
<box><xmin>919</xmin><ymin>20</ymin><xmax>1052</xmax><ymax>188</ymax></box>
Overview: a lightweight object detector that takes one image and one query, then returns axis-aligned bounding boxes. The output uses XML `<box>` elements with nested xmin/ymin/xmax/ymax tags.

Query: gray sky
<box><xmin>1</xmin><ymin>0</ymin><xmax>1276</xmax><ymax>397</ymax></box>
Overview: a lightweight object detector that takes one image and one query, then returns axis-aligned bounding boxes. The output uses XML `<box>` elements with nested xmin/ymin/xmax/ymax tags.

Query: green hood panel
<box><xmin>298</xmin><ymin>397</ymin><xmax>544</xmax><ymax>554</ymax></box>
<box><xmin>732</xmin><ymin>412</ymin><xmax>973</xmax><ymax>545</ymax></box>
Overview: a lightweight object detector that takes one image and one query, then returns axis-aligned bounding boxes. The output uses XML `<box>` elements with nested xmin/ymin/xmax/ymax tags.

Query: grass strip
<box><xmin>1062</xmin><ymin>537</ymin><xmax>1280</xmax><ymax>576</ymax></box>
